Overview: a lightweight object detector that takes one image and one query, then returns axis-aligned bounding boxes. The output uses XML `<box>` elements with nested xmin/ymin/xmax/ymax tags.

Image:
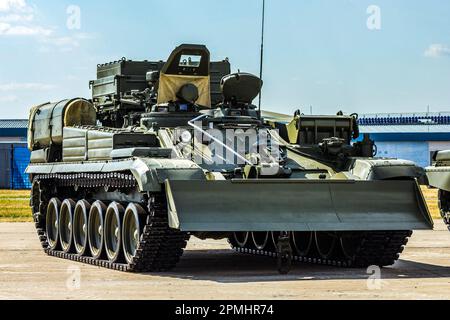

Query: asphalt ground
<box><xmin>0</xmin><ymin>222</ymin><xmax>449</xmax><ymax>300</ymax></box>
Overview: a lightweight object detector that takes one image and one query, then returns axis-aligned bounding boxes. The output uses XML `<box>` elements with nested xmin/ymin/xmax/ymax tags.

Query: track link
<box><xmin>229</xmin><ymin>231</ymin><xmax>412</xmax><ymax>268</ymax></box>
<box><xmin>31</xmin><ymin>173</ymin><xmax>190</xmax><ymax>273</ymax></box>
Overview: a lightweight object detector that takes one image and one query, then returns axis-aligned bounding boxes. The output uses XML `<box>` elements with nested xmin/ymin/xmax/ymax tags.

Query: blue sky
<box><xmin>0</xmin><ymin>0</ymin><xmax>449</xmax><ymax>118</ymax></box>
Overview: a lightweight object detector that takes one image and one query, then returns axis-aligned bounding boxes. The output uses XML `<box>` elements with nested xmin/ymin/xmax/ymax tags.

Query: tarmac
<box><xmin>0</xmin><ymin>222</ymin><xmax>449</xmax><ymax>300</ymax></box>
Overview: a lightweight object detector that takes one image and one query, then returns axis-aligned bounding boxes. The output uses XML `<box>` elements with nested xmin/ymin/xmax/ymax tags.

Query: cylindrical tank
<box><xmin>28</xmin><ymin>98</ymin><xmax>96</xmax><ymax>151</ymax></box>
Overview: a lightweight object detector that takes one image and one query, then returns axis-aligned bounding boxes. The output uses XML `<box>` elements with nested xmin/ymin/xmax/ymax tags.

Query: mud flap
<box><xmin>165</xmin><ymin>179</ymin><xmax>433</xmax><ymax>232</ymax></box>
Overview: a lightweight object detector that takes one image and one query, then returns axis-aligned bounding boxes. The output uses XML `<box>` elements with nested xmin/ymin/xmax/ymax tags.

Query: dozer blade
<box><xmin>165</xmin><ymin>179</ymin><xmax>433</xmax><ymax>232</ymax></box>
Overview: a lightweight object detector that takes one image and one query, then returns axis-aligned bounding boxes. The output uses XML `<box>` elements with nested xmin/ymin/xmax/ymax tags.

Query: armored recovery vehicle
<box><xmin>26</xmin><ymin>44</ymin><xmax>433</xmax><ymax>274</ymax></box>
<box><xmin>426</xmin><ymin>152</ymin><xmax>450</xmax><ymax>231</ymax></box>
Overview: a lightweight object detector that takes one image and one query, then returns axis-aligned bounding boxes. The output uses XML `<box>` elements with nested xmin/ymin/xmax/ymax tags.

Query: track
<box><xmin>30</xmin><ymin>172</ymin><xmax>412</xmax><ymax>273</ymax></box>
<box><xmin>31</xmin><ymin>173</ymin><xmax>190</xmax><ymax>273</ymax></box>
<box><xmin>438</xmin><ymin>190</ymin><xmax>450</xmax><ymax>231</ymax></box>
<box><xmin>228</xmin><ymin>230</ymin><xmax>412</xmax><ymax>269</ymax></box>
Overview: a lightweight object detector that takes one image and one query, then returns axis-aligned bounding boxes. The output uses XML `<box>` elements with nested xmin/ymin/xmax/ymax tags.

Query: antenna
<box><xmin>258</xmin><ymin>0</ymin><xmax>266</xmax><ymax>117</ymax></box>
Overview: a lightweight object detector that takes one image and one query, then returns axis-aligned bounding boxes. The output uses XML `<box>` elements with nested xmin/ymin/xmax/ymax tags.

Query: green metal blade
<box><xmin>165</xmin><ymin>179</ymin><xmax>433</xmax><ymax>232</ymax></box>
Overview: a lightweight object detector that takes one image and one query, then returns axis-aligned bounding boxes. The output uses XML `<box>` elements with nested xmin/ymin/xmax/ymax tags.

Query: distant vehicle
<box><xmin>26</xmin><ymin>44</ymin><xmax>433</xmax><ymax>274</ymax></box>
<box><xmin>427</xmin><ymin>152</ymin><xmax>450</xmax><ymax>231</ymax></box>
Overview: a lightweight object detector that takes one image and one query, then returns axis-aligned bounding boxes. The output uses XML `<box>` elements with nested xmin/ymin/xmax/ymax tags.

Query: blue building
<box><xmin>0</xmin><ymin>120</ymin><xmax>31</xmax><ymax>189</ymax></box>
<box><xmin>359</xmin><ymin>112</ymin><xmax>450</xmax><ymax>168</ymax></box>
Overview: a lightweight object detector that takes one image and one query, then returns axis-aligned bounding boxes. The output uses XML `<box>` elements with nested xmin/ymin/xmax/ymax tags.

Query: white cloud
<box><xmin>0</xmin><ymin>0</ymin><xmax>28</xmax><ymax>12</ymax></box>
<box><xmin>39</xmin><ymin>33</ymin><xmax>94</xmax><ymax>52</ymax></box>
<box><xmin>0</xmin><ymin>22</ymin><xmax>51</xmax><ymax>36</ymax></box>
<box><xmin>425</xmin><ymin>44</ymin><xmax>450</xmax><ymax>58</ymax></box>
<box><xmin>0</xmin><ymin>1</ymin><xmax>93</xmax><ymax>51</ymax></box>
<box><xmin>0</xmin><ymin>95</ymin><xmax>18</xmax><ymax>102</ymax></box>
<box><xmin>65</xmin><ymin>75</ymin><xmax>78</xmax><ymax>81</ymax></box>
<box><xmin>0</xmin><ymin>82</ymin><xmax>56</xmax><ymax>91</ymax></box>
<box><xmin>0</xmin><ymin>0</ymin><xmax>53</xmax><ymax>37</ymax></box>
<box><xmin>0</xmin><ymin>13</ymin><xmax>32</xmax><ymax>22</ymax></box>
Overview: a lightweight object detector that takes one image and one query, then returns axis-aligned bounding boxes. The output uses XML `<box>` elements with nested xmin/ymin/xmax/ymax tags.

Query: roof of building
<box><xmin>359</xmin><ymin>112</ymin><xmax>450</xmax><ymax>126</ymax></box>
<box><xmin>360</xmin><ymin>124</ymin><xmax>450</xmax><ymax>134</ymax></box>
<box><xmin>358</xmin><ymin>112</ymin><xmax>450</xmax><ymax>134</ymax></box>
<box><xmin>0</xmin><ymin>120</ymin><xmax>28</xmax><ymax>129</ymax></box>
<box><xmin>360</xmin><ymin>112</ymin><xmax>450</xmax><ymax>117</ymax></box>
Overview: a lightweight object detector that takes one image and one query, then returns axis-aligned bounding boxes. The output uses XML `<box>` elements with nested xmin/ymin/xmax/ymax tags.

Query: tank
<box><xmin>26</xmin><ymin>44</ymin><xmax>433</xmax><ymax>274</ymax></box>
<box><xmin>426</xmin><ymin>151</ymin><xmax>450</xmax><ymax>231</ymax></box>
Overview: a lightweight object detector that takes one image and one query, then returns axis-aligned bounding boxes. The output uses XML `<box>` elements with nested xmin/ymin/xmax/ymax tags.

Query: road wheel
<box><xmin>340</xmin><ymin>232</ymin><xmax>364</xmax><ymax>260</ymax></box>
<box><xmin>105</xmin><ymin>202</ymin><xmax>124</xmax><ymax>263</ymax></box>
<box><xmin>73</xmin><ymin>200</ymin><xmax>91</xmax><ymax>256</ymax></box>
<box><xmin>315</xmin><ymin>232</ymin><xmax>337</xmax><ymax>260</ymax></box>
<box><xmin>252</xmin><ymin>232</ymin><xmax>270</xmax><ymax>250</ymax></box>
<box><xmin>46</xmin><ymin>198</ymin><xmax>61</xmax><ymax>250</ymax></box>
<box><xmin>59</xmin><ymin>199</ymin><xmax>76</xmax><ymax>253</ymax></box>
<box><xmin>233</xmin><ymin>232</ymin><xmax>249</xmax><ymax>248</ymax></box>
<box><xmin>292</xmin><ymin>232</ymin><xmax>313</xmax><ymax>257</ymax></box>
<box><xmin>122</xmin><ymin>203</ymin><xmax>145</xmax><ymax>264</ymax></box>
<box><xmin>88</xmin><ymin>201</ymin><xmax>107</xmax><ymax>260</ymax></box>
